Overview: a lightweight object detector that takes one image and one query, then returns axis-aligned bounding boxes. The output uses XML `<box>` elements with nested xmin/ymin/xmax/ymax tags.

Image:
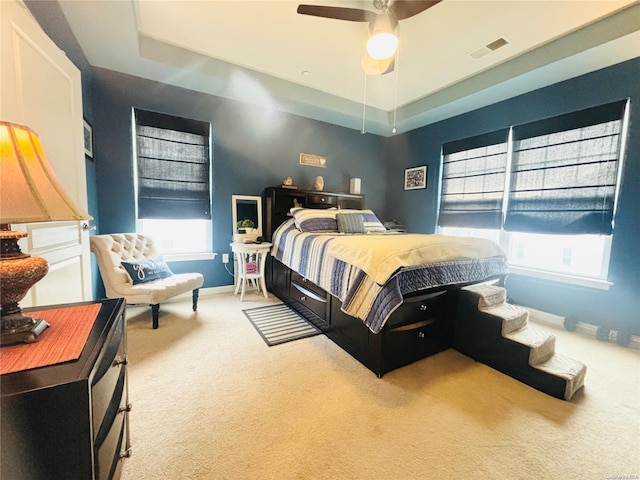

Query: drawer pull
<box><xmin>418</xmin><ymin>331</ymin><xmax>425</xmax><ymax>338</ymax></box>
<box><xmin>114</xmin><ymin>355</ymin><xmax>128</xmax><ymax>366</ymax></box>
<box><xmin>118</xmin><ymin>403</ymin><xmax>133</xmax><ymax>414</ymax></box>
<box><xmin>120</xmin><ymin>448</ymin><xmax>132</xmax><ymax>459</ymax></box>
<box><xmin>291</xmin><ymin>282</ymin><xmax>326</xmax><ymax>303</ymax></box>
<box><xmin>419</xmin><ymin>304</ymin><xmax>427</xmax><ymax>311</ymax></box>
<box><xmin>390</xmin><ymin>318</ymin><xmax>436</xmax><ymax>332</ymax></box>
<box><xmin>300</xmin><ymin>295</ymin><xmax>307</xmax><ymax>302</ymax></box>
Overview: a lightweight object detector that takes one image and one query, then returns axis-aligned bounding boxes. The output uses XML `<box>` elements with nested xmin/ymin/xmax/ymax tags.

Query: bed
<box><xmin>265</xmin><ymin>187</ymin><xmax>509</xmax><ymax>377</ymax></box>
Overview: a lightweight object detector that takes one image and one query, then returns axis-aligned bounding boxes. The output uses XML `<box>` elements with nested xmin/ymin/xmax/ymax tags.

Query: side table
<box><xmin>230</xmin><ymin>242</ymin><xmax>272</xmax><ymax>301</ymax></box>
<box><xmin>1</xmin><ymin>298</ymin><xmax>130</xmax><ymax>480</ymax></box>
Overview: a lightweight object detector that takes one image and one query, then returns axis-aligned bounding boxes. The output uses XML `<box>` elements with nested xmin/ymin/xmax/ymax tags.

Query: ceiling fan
<box><xmin>297</xmin><ymin>0</ymin><xmax>442</xmax><ymax>75</ymax></box>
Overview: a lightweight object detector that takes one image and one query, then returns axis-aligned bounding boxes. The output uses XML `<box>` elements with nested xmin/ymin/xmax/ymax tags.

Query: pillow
<box><xmin>336</xmin><ymin>213</ymin><xmax>366</xmax><ymax>234</ymax></box>
<box><xmin>121</xmin><ymin>256</ymin><xmax>173</xmax><ymax>284</ymax></box>
<box><xmin>338</xmin><ymin>209</ymin><xmax>387</xmax><ymax>233</ymax></box>
<box><xmin>361</xmin><ymin>210</ymin><xmax>387</xmax><ymax>233</ymax></box>
<box><xmin>290</xmin><ymin>208</ymin><xmax>338</xmax><ymax>232</ymax></box>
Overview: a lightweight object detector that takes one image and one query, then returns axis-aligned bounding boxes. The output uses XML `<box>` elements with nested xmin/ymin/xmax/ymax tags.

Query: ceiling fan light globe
<box><xmin>361</xmin><ymin>54</ymin><xmax>392</xmax><ymax>75</ymax></box>
<box><xmin>367</xmin><ymin>33</ymin><xmax>398</xmax><ymax>60</ymax></box>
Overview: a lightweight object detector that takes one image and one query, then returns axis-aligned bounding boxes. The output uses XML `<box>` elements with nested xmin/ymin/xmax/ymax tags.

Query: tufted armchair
<box><xmin>90</xmin><ymin>233</ymin><xmax>204</xmax><ymax>329</ymax></box>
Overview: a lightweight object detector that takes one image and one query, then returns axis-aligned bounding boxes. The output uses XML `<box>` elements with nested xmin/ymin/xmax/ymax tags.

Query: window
<box><xmin>506</xmin><ymin>102</ymin><xmax>625</xmax><ymax>235</ymax></box>
<box><xmin>439</xmin><ymin>129</ymin><xmax>509</xmax><ymax>229</ymax></box>
<box><xmin>438</xmin><ymin>100</ymin><xmax>628</xmax><ymax>288</ymax></box>
<box><xmin>133</xmin><ymin>109</ymin><xmax>213</xmax><ymax>258</ymax></box>
<box><xmin>504</xmin><ymin>231</ymin><xmax>611</xmax><ymax>279</ymax></box>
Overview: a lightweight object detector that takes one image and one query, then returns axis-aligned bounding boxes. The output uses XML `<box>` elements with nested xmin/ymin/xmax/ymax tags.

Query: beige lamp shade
<box><xmin>0</xmin><ymin>121</ymin><xmax>91</xmax><ymax>224</ymax></box>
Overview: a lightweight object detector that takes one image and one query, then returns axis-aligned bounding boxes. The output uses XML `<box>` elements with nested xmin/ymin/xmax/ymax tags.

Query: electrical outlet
<box><xmin>222</xmin><ymin>253</ymin><xmax>229</xmax><ymax>264</ymax></box>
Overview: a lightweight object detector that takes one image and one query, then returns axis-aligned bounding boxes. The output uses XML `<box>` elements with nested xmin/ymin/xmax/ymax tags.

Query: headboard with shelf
<box><xmin>263</xmin><ymin>187</ymin><xmax>364</xmax><ymax>241</ymax></box>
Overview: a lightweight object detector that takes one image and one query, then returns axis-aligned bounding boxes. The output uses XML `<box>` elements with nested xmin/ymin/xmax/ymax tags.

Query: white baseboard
<box><xmin>521</xmin><ymin>306</ymin><xmax>565</xmax><ymax>328</ymax></box>
<box><xmin>166</xmin><ymin>285</ymin><xmax>235</xmax><ymax>302</ymax></box>
<box><xmin>520</xmin><ymin>305</ymin><xmax>640</xmax><ymax>350</ymax></box>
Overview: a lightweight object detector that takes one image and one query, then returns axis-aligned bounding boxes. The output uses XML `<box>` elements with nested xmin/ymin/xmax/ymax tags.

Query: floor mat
<box><xmin>242</xmin><ymin>303</ymin><xmax>322</xmax><ymax>346</ymax></box>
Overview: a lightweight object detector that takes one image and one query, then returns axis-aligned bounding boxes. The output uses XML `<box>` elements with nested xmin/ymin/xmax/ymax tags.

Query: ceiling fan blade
<box><xmin>392</xmin><ymin>0</ymin><xmax>442</xmax><ymax>20</ymax></box>
<box><xmin>297</xmin><ymin>5</ymin><xmax>375</xmax><ymax>22</ymax></box>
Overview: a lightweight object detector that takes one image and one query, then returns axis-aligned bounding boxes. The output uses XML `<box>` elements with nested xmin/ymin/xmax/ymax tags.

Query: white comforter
<box><xmin>271</xmin><ymin>219</ymin><xmax>508</xmax><ymax>333</ymax></box>
<box><xmin>326</xmin><ymin>233</ymin><xmax>506</xmax><ymax>285</ymax></box>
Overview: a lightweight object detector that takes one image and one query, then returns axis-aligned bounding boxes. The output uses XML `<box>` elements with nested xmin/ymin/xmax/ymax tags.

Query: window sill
<box><xmin>508</xmin><ymin>266</ymin><xmax>612</xmax><ymax>291</ymax></box>
<box><xmin>164</xmin><ymin>252</ymin><xmax>217</xmax><ymax>262</ymax></box>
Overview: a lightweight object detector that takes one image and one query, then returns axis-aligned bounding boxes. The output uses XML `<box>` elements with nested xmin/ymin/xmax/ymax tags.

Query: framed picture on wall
<box><xmin>83</xmin><ymin>118</ymin><xmax>93</xmax><ymax>160</ymax></box>
<box><xmin>404</xmin><ymin>165</ymin><xmax>427</xmax><ymax>190</ymax></box>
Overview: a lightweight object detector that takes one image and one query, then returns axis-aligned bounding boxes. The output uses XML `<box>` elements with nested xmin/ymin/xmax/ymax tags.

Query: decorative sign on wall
<box><xmin>300</xmin><ymin>153</ymin><xmax>327</xmax><ymax>168</ymax></box>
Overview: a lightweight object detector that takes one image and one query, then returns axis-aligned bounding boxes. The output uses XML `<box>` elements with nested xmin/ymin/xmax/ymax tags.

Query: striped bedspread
<box><xmin>271</xmin><ymin>219</ymin><xmax>509</xmax><ymax>334</ymax></box>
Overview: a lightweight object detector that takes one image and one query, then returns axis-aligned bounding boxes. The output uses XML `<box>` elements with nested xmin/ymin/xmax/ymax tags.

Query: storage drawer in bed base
<box><xmin>328</xmin><ymin>292</ymin><xmax>456</xmax><ymax>377</ymax></box>
<box><xmin>289</xmin><ymin>281</ymin><xmax>328</xmax><ymax>322</ymax></box>
<box><xmin>269</xmin><ymin>258</ymin><xmax>458</xmax><ymax>377</ymax></box>
<box><xmin>374</xmin><ymin>318</ymin><xmax>453</xmax><ymax>376</ymax></box>
<box><xmin>288</xmin><ymin>299</ymin><xmax>328</xmax><ymax>331</ymax></box>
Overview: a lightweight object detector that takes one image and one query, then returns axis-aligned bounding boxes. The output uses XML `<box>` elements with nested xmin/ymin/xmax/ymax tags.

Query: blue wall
<box><xmin>386</xmin><ymin>58</ymin><xmax>640</xmax><ymax>333</ymax></box>
<box><xmin>25</xmin><ymin>1</ymin><xmax>639</xmax><ymax>332</ymax></box>
<box><xmin>91</xmin><ymin>68</ymin><xmax>386</xmax><ymax>287</ymax></box>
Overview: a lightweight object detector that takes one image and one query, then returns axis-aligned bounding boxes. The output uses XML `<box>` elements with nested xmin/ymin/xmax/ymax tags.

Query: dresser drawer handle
<box><xmin>419</xmin><ymin>304</ymin><xmax>427</xmax><ymax>311</ymax></box>
<box><xmin>418</xmin><ymin>331</ymin><xmax>425</xmax><ymax>338</ymax></box>
<box><xmin>300</xmin><ymin>295</ymin><xmax>307</xmax><ymax>302</ymax></box>
<box><xmin>113</xmin><ymin>355</ymin><xmax>128</xmax><ymax>366</ymax></box>
<box><xmin>118</xmin><ymin>403</ymin><xmax>133</xmax><ymax>414</ymax></box>
<box><xmin>120</xmin><ymin>448</ymin><xmax>132</xmax><ymax>459</ymax></box>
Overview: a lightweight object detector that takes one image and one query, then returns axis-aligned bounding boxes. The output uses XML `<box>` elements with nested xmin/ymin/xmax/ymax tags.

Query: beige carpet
<box><xmin>121</xmin><ymin>291</ymin><xmax>639</xmax><ymax>480</ymax></box>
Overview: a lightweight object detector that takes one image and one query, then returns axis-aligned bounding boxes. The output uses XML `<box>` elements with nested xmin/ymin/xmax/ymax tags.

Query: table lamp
<box><xmin>0</xmin><ymin>121</ymin><xmax>92</xmax><ymax>346</ymax></box>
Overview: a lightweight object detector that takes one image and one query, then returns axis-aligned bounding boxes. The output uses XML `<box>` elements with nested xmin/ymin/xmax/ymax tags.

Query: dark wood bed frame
<box><xmin>264</xmin><ymin>186</ymin><xmax>504</xmax><ymax>377</ymax></box>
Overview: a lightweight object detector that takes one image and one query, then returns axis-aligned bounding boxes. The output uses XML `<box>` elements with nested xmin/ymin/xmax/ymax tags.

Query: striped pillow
<box><xmin>338</xmin><ymin>209</ymin><xmax>387</xmax><ymax>234</ymax></box>
<box><xmin>290</xmin><ymin>208</ymin><xmax>338</xmax><ymax>232</ymax></box>
<box><xmin>361</xmin><ymin>210</ymin><xmax>387</xmax><ymax>233</ymax></box>
<box><xmin>336</xmin><ymin>213</ymin><xmax>366</xmax><ymax>234</ymax></box>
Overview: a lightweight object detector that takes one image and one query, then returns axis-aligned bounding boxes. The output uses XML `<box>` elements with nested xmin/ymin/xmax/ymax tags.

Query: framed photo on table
<box><xmin>404</xmin><ymin>165</ymin><xmax>427</xmax><ymax>190</ymax></box>
<box><xmin>83</xmin><ymin>118</ymin><xmax>93</xmax><ymax>160</ymax></box>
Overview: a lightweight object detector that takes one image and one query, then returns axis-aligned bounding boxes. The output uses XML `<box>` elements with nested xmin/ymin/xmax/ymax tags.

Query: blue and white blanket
<box><xmin>271</xmin><ymin>219</ymin><xmax>509</xmax><ymax>333</ymax></box>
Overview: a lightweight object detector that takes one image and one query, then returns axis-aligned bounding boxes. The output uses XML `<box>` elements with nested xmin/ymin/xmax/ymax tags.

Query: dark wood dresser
<box><xmin>0</xmin><ymin>298</ymin><xmax>131</xmax><ymax>480</ymax></box>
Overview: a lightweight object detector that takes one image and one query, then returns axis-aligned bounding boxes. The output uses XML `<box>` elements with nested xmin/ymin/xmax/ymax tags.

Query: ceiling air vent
<box><xmin>486</xmin><ymin>37</ymin><xmax>509</xmax><ymax>51</ymax></box>
<box><xmin>470</xmin><ymin>37</ymin><xmax>510</xmax><ymax>59</ymax></box>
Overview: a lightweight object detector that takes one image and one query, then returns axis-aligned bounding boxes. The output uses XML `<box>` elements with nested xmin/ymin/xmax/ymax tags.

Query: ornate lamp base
<box><xmin>0</xmin><ymin>224</ymin><xmax>50</xmax><ymax>346</ymax></box>
<box><xmin>0</xmin><ymin>308</ymin><xmax>49</xmax><ymax>346</ymax></box>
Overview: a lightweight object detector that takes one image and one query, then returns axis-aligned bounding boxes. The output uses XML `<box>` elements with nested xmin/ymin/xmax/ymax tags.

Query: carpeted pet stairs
<box><xmin>454</xmin><ymin>284</ymin><xmax>586</xmax><ymax>400</ymax></box>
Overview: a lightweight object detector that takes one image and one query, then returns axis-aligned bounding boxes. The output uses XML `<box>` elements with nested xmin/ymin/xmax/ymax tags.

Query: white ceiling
<box><xmin>57</xmin><ymin>0</ymin><xmax>640</xmax><ymax>136</ymax></box>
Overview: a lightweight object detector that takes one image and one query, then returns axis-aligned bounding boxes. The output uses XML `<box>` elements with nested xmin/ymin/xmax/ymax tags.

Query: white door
<box><xmin>1</xmin><ymin>0</ymin><xmax>92</xmax><ymax>306</ymax></box>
